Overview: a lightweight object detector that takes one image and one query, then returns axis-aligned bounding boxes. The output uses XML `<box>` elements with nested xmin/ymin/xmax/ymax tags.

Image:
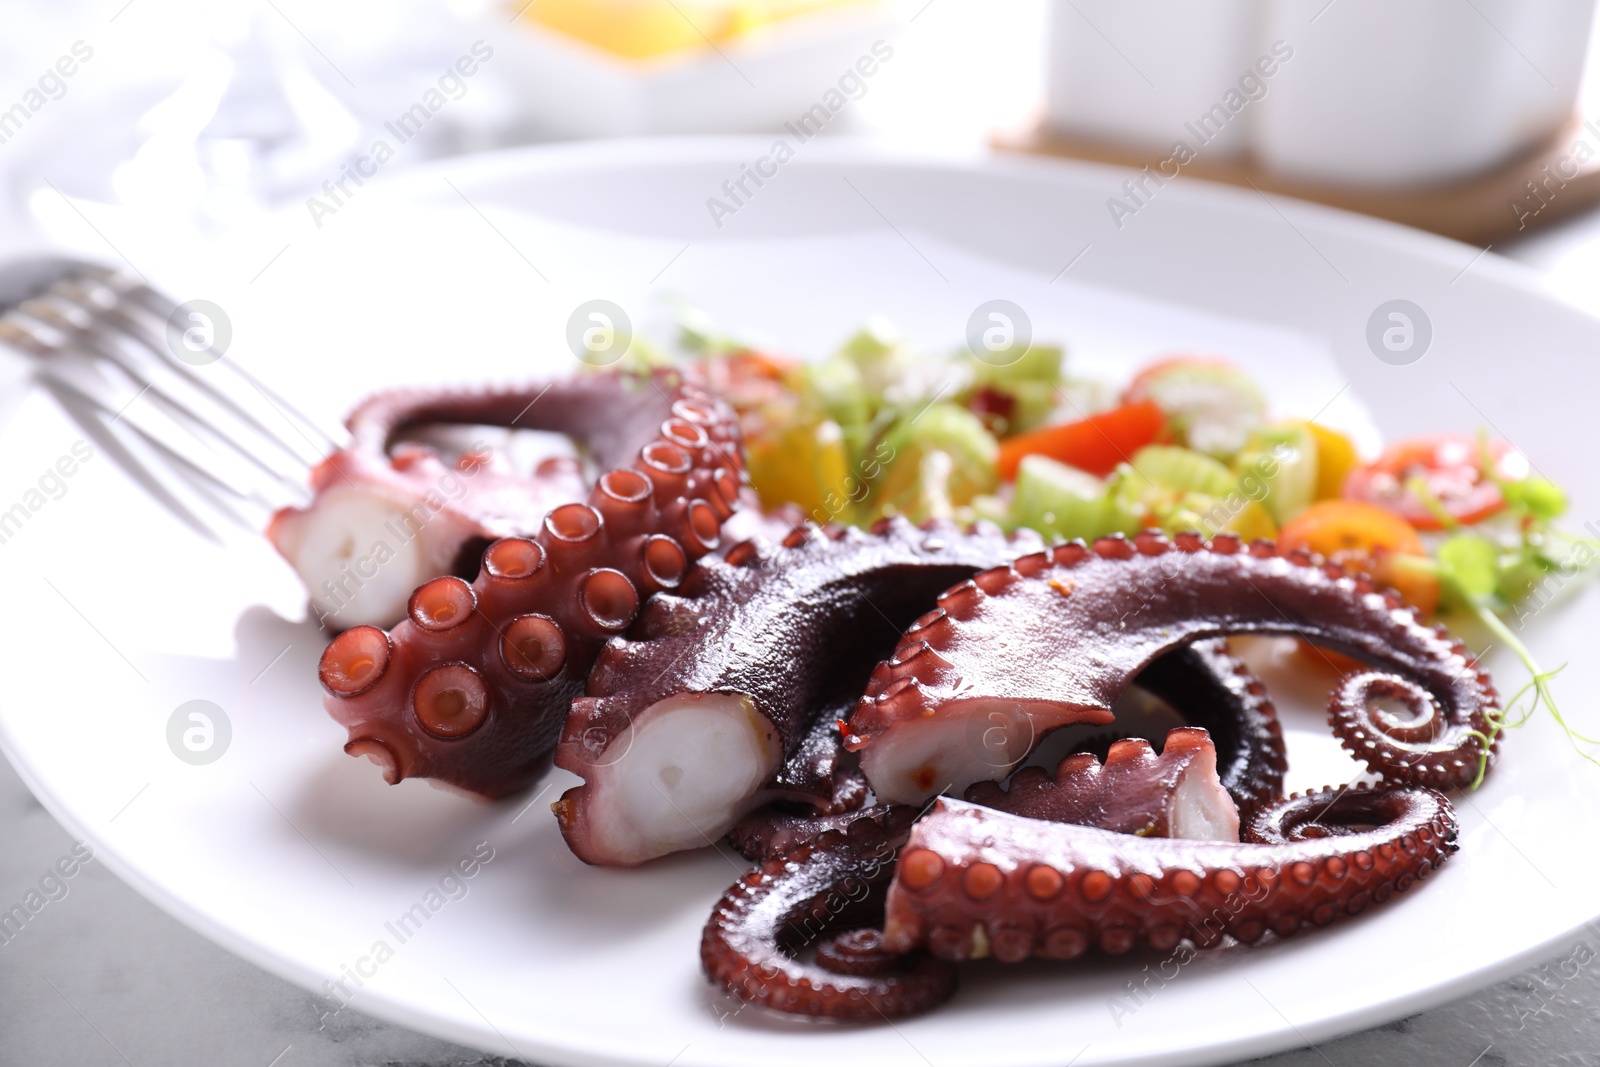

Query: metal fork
<box><xmin>0</xmin><ymin>257</ymin><xmax>343</xmax><ymax>541</ymax></box>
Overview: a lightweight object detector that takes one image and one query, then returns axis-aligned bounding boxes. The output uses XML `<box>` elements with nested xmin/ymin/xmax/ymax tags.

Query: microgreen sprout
<box><xmin>1403</xmin><ymin>431</ymin><xmax>1600</xmax><ymax>785</ymax></box>
<box><xmin>1457</xmin><ymin>599</ymin><xmax>1597</xmax><ymax>788</ymax></box>
<box><xmin>1404</xmin><ymin>472</ymin><xmax>1461</xmax><ymax>531</ymax></box>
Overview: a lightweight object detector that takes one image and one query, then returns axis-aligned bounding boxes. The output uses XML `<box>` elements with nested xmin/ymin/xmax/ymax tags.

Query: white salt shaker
<box><xmin>1254</xmin><ymin>0</ymin><xmax>1595</xmax><ymax>186</ymax></box>
<box><xmin>1044</xmin><ymin>0</ymin><xmax>1265</xmax><ymax>158</ymax></box>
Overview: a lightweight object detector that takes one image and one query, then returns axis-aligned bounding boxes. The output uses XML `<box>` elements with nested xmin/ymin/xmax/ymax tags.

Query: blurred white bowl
<box><xmin>495</xmin><ymin>2</ymin><xmax>905</xmax><ymax>138</ymax></box>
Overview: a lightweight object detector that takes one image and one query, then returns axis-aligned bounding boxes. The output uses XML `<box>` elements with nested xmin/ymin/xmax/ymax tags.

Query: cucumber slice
<box><xmin>1110</xmin><ymin>445</ymin><xmax>1277</xmax><ymax>540</ymax></box>
<box><xmin>867</xmin><ymin>403</ymin><xmax>999</xmax><ymax>519</ymax></box>
<box><xmin>966</xmin><ymin>493</ymin><xmax>1014</xmax><ymax>529</ymax></box>
<box><xmin>801</xmin><ymin>355</ymin><xmax>871</xmax><ymax>463</ymax></box>
<box><xmin>839</xmin><ymin>316</ymin><xmax>899</xmax><ymax>362</ymax></box>
<box><xmin>838</xmin><ymin>317</ymin><xmax>915</xmax><ymax>399</ymax></box>
<box><xmin>1127</xmin><ymin>446</ymin><xmax>1238</xmax><ymax>497</ymax></box>
<box><xmin>1012</xmin><ymin>455</ymin><xmax>1111</xmax><ymax>539</ymax></box>
<box><xmin>802</xmin><ymin>355</ymin><xmax>869</xmax><ymax>428</ymax></box>
<box><xmin>969</xmin><ymin>343</ymin><xmax>1064</xmax><ymax>387</ymax></box>
<box><xmin>1237</xmin><ymin>424</ymin><xmax>1318</xmax><ymax>524</ymax></box>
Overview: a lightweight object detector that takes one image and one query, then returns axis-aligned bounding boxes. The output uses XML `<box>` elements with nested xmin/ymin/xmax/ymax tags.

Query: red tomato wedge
<box><xmin>1124</xmin><ymin>355</ymin><xmax>1243</xmax><ymax>401</ymax></box>
<box><xmin>1343</xmin><ymin>433</ymin><xmax>1518</xmax><ymax>530</ymax></box>
<box><xmin>998</xmin><ymin>400</ymin><xmax>1165</xmax><ymax>481</ymax></box>
<box><xmin>1122</xmin><ymin>355</ymin><xmax>1265</xmax><ymax>457</ymax></box>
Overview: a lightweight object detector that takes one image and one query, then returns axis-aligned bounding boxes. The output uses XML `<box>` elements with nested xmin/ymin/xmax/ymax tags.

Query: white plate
<box><xmin>5</xmin><ymin>140</ymin><xmax>1600</xmax><ymax>1067</ymax></box>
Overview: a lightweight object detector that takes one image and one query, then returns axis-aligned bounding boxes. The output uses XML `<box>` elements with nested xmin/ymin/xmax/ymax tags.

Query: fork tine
<box><xmin>10</xmin><ymin>299</ymin><xmax>312</xmax><ymax>489</ymax></box>
<box><xmin>117</xmin><ymin>413</ymin><xmax>277</xmax><ymax>535</ymax></box>
<box><xmin>100</xmin><ymin>282</ymin><xmax>342</xmax><ymax>458</ymax></box>
<box><xmin>38</xmin><ymin>376</ymin><xmax>227</xmax><ymax>546</ymax></box>
<box><xmin>42</xmin><ymin>281</ymin><xmax>321</xmax><ymax>464</ymax></box>
<box><xmin>87</xmin><ymin>273</ymin><xmax>345</xmax><ymax>456</ymax></box>
<box><xmin>3</xmin><ymin>259</ymin><xmax>349</xmax><ymax>544</ymax></box>
<box><xmin>15</xmin><ymin>294</ymin><xmax>315</xmax><ymax>489</ymax></box>
<box><xmin>97</xmin><ymin>396</ymin><xmax>267</xmax><ymax>540</ymax></box>
<box><xmin>31</xmin><ymin>344</ymin><xmax>299</xmax><ymax>506</ymax></box>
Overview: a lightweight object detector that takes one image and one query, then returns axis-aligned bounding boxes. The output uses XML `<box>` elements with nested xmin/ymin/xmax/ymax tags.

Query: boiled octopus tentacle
<box><xmin>272</xmin><ymin>370</ymin><xmax>741</xmax><ymax>629</ymax></box>
<box><xmin>726</xmin><ymin>630</ymin><xmax>1286</xmax><ymax>863</ymax></box>
<box><xmin>764</xmin><ymin>696</ymin><xmax>870</xmax><ymax>813</ymax></box>
<box><xmin>965</xmin><ymin>727</ymin><xmax>1240</xmax><ymax>842</ymax></box>
<box><xmin>732</xmin><ymin>726</ymin><xmax>1241</xmax><ymax>864</ymax></box>
<box><xmin>726</xmin><ymin>635</ymin><xmax>1287</xmax><ymax>858</ymax></box>
<box><xmin>553</xmin><ymin>517</ymin><xmax>1047</xmax><ymax>866</ymax></box>
<box><xmin>728</xmin><ymin>801</ymin><xmax>892</xmax><ymax>865</ymax></box>
<box><xmin>1130</xmin><ymin>639</ymin><xmax>1286</xmax><ymax>818</ymax></box>
<box><xmin>716</xmin><ymin>497</ymin><xmax>809</xmax><ymax>551</ymax></box>
<box><xmin>700</xmin><ymin>805</ymin><xmax>957</xmax><ymax>1020</ymax></box>
<box><xmin>705</xmin><ymin>729</ymin><xmax>1255</xmax><ymax>1020</ymax></box>
<box><xmin>315</xmin><ymin>379</ymin><xmax>747</xmax><ymax>800</ymax></box>
<box><xmin>846</xmin><ymin>531</ymin><xmax>1499</xmax><ymax>802</ymax></box>
<box><xmin>879</xmin><ymin>787</ymin><xmax>1456</xmax><ymax>971</ymax></box>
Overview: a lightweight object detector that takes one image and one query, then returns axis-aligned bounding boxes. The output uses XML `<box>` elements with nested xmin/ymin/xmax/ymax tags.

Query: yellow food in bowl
<box><xmin>519</xmin><ymin>0</ymin><xmax>870</xmax><ymax>60</ymax></box>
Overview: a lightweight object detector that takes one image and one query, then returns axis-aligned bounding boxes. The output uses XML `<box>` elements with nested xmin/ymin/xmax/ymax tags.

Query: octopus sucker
<box><xmin>273</xmin><ymin>371</ymin><xmax>739</xmax><ymax>630</ymax></box>
<box><xmin>878</xmin><ymin>787</ymin><xmax>1457</xmax><ymax>968</ymax></box>
<box><xmin>315</xmin><ymin>374</ymin><xmax>747</xmax><ymax>800</ymax></box>
<box><xmin>847</xmin><ymin>531</ymin><xmax>1499</xmax><ymax>799</ymax></box>
<box><xmin>554</xmin><ymin>517</ymin><xmax>1057</xmax><ymax>866</ymax></box>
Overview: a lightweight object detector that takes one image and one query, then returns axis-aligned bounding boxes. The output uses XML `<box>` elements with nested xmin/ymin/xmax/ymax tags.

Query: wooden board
<box><xmin>994</xmin><ymin>114</ymin><xmax>1600</xmax><ymax>245</ymax></box>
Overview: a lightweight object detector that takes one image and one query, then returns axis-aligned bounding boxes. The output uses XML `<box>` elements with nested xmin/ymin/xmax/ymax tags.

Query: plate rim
<box><xmin>5</xmin><ymin>135</ymin><xmax>1599</xmax><ymax>1067</ymax></box>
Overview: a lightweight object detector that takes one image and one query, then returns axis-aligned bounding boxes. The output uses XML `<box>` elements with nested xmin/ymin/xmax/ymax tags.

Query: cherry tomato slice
<box><xmin>1343</xmin><ymin>433</ymin><xmax>1518</xmax><ymax>530</ymax></box>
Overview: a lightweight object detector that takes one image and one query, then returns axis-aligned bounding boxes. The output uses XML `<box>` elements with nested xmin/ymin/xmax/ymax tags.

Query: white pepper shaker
<box><xmin>1254</xmin><ymin>0</ymin><xmax>1595</xmax><ymax>187</ymax></box>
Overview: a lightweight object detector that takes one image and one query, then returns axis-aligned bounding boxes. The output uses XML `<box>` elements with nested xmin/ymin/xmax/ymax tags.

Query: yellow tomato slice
<box><xmin>1306</xmin><ymin>422</ymin><xmax>1360</xmax><ymax>501</ymax></box>
<box><xmin>747</xmin><ymin>419</ymin><xmax>852</xmax><ymax>521</ymax></box>
<box><xmin>1278</xmin><ymin>499</ymin><xmax>1439</xmax><ymax>617</ymax></box>
<box><xmin>1225</xmin><ymin>499</ymin><xmax>1278</xmax><ymax>543</ymax></box>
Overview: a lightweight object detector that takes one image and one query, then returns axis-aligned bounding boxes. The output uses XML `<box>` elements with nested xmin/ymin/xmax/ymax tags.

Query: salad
<box><xmin>672</xmin><ymin>315</ymin><xmax>1600</xmax><ymax>783</ymax></box>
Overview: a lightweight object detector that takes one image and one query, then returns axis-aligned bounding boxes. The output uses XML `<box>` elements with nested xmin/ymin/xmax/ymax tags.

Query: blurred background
<box><xmin>6</xmin><ymin>0</ymin><xmax>1600</xmax><ymax>252</ymax></box>
<box><xmin>0</xmin><ymin>0</ymin><xmax>1039</xmax><ymax>246</ymax></box>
